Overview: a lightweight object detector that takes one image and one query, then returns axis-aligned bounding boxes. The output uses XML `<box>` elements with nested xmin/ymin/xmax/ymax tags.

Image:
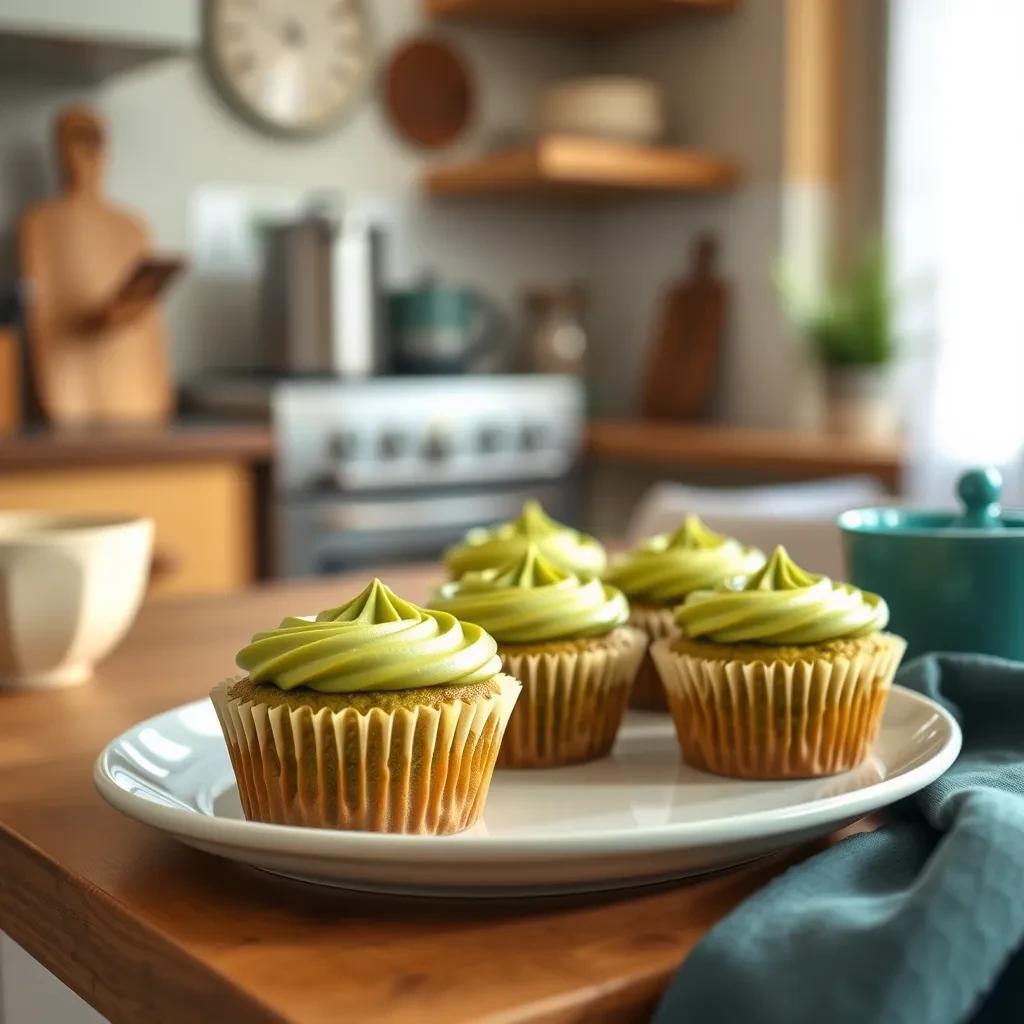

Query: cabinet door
<box><xmin>0</xmin><ymin>460</ymin><xmax>254</xmax><ymax>597</ymax></box>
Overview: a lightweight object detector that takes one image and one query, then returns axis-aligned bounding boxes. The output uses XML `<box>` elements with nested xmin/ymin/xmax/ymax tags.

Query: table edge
<box><xmin>0</xmin><ymin>821</ymin><xmax>280</xmax><ymax>1024</ymax></box>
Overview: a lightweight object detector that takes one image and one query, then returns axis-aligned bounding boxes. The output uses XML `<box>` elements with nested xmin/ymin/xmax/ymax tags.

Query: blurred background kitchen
<box><xmin>0</xmin><ymin>0</ymin><xmax>1019</xmax><ymax>602</ymax></box>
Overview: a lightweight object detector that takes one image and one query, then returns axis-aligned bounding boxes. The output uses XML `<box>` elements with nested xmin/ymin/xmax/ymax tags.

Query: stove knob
<box><xmin>327</xmin><ymin>431</ymin><xmax>358</xmax><ymax>461</ymax></box>
<box><xmin>423</xmin><ymin>429</ymin><xmax>453</xmax><ymax>462</ymax></box>
<box><xmin>520</xmin><ymin>423</ymin><xmax>549</xmax><ymax>452</ymax></box>
<box><xmin>478</xmin><ymin>425</ymin><xmax>503</xmax><ymax>453</ymax></box>
<box><xmin>378</xmin><ymin>431</ymin><xmax>406</xmax><ymax>459</ymax></box>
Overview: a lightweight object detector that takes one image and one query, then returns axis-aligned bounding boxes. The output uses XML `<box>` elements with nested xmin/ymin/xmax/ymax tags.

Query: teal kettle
<box><xmin>839</xmin><ymin>468</ymin><xmax>1024</xmax><ymax>660</ymax></box>
<box><xmin>388</xmin><ymin>281</ymin><xmax>502</xmax><ymax>375</ymax></box>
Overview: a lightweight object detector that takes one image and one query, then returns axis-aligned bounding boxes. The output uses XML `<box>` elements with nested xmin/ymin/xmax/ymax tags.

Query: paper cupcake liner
<box><xmin>496</xmin><ymin>626</ymin><xmax>646</xmax><ymax>769</ymax></box>
<box><xmin>210</xmin><ymin>675</ymin><xmax>521</xmax><ymax>835</ymax></box>
<box><xmin>626</xmin><ymin>605</ymin><xmax>679</xmax><ymax>712</ymax></box>
<box><xmin>650</xmin><ymin>635</ymin><xmax>906</xmax><ymax>779</ymax></box>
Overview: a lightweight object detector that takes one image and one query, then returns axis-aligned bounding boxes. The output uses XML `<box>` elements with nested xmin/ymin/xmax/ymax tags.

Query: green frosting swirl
<box><xmin>605</xmin><ymin>516</ymin><xmax>764</xmax><ymax>605</ymax></box>
<box><xmin>675</xmin><ymin>545</ymin><xmax>889</xmax><ymax>645</ymax></box>
<box><xmin>432</xmin><ymin>544</ymin><xmax>628</xmax><ymax>644</ymax></box>
<box><xmin>235</xmin><ymin>579</ymin><xmax>502</xmax><ymax>692</ymax></box>
<box><xmin>444</xmin><ymin>500</ymin><xmax>606</xmax><ymax>578</ymax></box>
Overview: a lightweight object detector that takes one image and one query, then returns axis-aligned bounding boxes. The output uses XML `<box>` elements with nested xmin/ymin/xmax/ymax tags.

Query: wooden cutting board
<box><xmin>18</xmin><ymin>104</ymin><xmax>175</xmax><ymax>427</ymax></box>
<box><xmin>641</xmin><ymin>233</ymin><xmax>726</xmax><ymax>420</ymax></box>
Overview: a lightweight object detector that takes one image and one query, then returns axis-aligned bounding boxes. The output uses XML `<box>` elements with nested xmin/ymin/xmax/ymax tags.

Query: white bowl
<box><xmin>535</xmin><ymin>76</ymin><xmax>665</xmax><ymax>144</ymax></box>
<box><xmin>0</xmin><ymin>513</ymin><xmax>153</xmax><ymax>690</ymax></box>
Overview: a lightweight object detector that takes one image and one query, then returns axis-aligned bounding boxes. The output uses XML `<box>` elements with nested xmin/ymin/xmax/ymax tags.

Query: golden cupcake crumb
<box><xmin>669</xmin><ymin>632</ymin><xmax>899</xmax><ymax>665</ymax></box>
<box><xmin>227</xmin><ymin>676</ymin><xmax>504</xmax><ymax>713</ymax></box>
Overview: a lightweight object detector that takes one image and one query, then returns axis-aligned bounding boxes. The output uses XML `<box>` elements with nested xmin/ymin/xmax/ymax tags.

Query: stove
<box><xmin>188</xmin><ymin>374</ymin><xmax>585</xmax><ymax>576</ymax></box>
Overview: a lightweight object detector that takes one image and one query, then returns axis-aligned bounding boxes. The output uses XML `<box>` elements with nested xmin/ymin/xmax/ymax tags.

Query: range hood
<box><xmin>0</xmin><ymin>0</ymin><xmax>197</xmax><ymax>83</ymax></box>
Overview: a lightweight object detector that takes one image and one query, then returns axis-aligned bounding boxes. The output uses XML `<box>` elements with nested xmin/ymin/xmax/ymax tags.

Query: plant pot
<box><xmin>824</xmin><ymin>366</ymin><xmax>900</xmax><ymax>440</ymax></box>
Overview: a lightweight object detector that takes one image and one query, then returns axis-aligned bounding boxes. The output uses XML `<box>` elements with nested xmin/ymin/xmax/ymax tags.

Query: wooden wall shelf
<box><xmin>427</xmin><ymin>136</ymin><xmax>738</xmax><ymax>199</ymax></box>
<box><xmin>586</xmin><ymin>419</ymin><xmax>904</xmax><ymax>488</ymax></box>
<box><xmin>426</xmin><ymin>0</ymin><xmax>738</xmax><ymax>32</ymax></box>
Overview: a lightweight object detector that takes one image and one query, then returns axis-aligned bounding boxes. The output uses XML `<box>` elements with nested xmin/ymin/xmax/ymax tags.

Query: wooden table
<box><xmin>0</xmin><ymin>567</ymin><xmax>868</xmax><ymax>1024</ymax></box>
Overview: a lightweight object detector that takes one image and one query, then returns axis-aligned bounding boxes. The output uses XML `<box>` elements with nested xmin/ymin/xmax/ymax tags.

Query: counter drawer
<box><xmin>0</xmin><ymin>459</ymin><xmax>254</xmax><ymax>597</ymax></box>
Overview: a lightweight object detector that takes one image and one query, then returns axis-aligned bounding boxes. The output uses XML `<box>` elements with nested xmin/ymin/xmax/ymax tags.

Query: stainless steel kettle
<box><xmin>259</xmin><ymin>201</ymin><xmax>385</xmax><ymax>377</ymax></box>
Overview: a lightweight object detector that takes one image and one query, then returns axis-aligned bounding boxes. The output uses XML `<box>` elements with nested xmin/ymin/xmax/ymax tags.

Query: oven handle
<box><xmin>314</xmin><ymin>493</ymin><xmax>536</xmax><ymax>535</ymax></box>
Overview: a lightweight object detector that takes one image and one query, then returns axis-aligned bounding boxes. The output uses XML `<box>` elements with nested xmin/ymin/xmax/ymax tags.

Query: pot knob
<box><xmin>956</xmin><ymin>467</ymin><xmax>1004</xmax><ymax>529</ymax></box>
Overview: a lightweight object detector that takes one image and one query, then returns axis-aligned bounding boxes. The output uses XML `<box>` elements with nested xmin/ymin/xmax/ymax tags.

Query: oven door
<box><xmin>276</xmin><ymin>482</ymin><xmax>573</xmax><ymax>577</ymax></box>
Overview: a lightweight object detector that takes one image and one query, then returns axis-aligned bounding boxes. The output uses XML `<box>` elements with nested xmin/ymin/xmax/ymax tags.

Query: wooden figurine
<box><xmin>18</xmin><ymin>105</ymin><xmax>181</xmax><ymax>426</ymax></box>
<box><xmin>641</xmin><ymin>233</ymin><xmax>726</xmax><ymax>421</ymax></box>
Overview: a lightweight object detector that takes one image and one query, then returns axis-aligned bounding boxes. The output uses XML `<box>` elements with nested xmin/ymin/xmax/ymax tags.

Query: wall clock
<box><xmin>205</xmin><ymin>0</ymin><xmax>370</xmax><ymax>138</ymax></box>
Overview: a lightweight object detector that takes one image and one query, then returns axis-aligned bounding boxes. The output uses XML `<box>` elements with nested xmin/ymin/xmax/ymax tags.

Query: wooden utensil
<box><xmin>641</xmin><ymin>233</ymin><xmax>726</xmax><ymax>420</ymax></box>
<box><xmin>18</xmin><ymin>104</ymin><xmax>177</xmax><ymax>427</ymax></box>
<box><xmin>0</xmin><ymin>325</ymin><xmax>21</xmax><ymax>435</ymax></box>
<box><xmin>384</xmin><ymin>37</ymin><xmax>473</xmax><ymax>149</ymax></box>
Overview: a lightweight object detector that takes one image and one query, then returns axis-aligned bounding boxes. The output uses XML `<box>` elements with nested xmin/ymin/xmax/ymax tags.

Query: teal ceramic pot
<box><xmin>389</xmin><ymin>285</ymin><xmax>499</xmax><ymax>374</ymax></box>
<box><xmin>839</xmin><ymin>468</ymin><xmax>1024</xmax><ymax>660</ymax></box>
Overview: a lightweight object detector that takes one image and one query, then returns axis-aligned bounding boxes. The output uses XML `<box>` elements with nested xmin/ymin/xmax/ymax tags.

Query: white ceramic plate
<box><xmin>95</xmin><ymin>685</ymin><xmax>960</xmax><ymax>897</ymax></box>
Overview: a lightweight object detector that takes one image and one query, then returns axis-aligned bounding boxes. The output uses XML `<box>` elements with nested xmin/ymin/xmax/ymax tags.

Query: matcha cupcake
<box><xmin>650</xmin><ymin>546</ymin><xmax>905</xmax><ymax>779</ymax></box>
<box><xmin>210</xmin><ymin>579</ymin><xmax>521</xmax><ymax>835</ymax></box>
<box><xmin>432</xmin><ymin>545</ymin><xmax>645</xmax><ymax>768</ymax></box>
<box><xmin>605</xmin><ymin>516</ymin><xmax>763</xmax><ymax>711</ymax></box>
<box><xmin>444</xmin><ymin>500</ymin><xmax>606</xmax><ymax>579</ymax></box>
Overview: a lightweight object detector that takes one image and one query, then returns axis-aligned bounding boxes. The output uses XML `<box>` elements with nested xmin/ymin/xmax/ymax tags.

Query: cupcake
<box><xmin>444</xmin><ymin>500</ymin><xmax>606</xmax><ymax>579</ymax></box>
<box><xmin>605</xmin><ymin>516</ymin><xmax>763</xmax><ymax>711</ymax></box>
<box><xmin>650</xmin><ymin>546</ymin><xmax>905</xmax><ymax>779</ymax></box>
<box><xmin>432</xmin><ymin>544</ymin><xmax>645</xmax><ymax>768</ymax></box>
<box><xmin>210</xmin><ymin>579</ymin><xmax>521</xmax><ymax>835</ymax></box>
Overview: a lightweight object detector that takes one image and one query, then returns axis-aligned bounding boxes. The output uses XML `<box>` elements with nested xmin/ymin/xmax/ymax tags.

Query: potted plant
<box><xmin>778</xmin><ymin>242</ymin><xmax>901</xmax><ymax>440</ymax></box>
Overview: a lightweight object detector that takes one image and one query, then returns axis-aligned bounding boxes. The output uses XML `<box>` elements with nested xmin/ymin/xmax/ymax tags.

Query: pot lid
<box><xmin>840</xmin><ymin>467</ymin><xmax>1024</xmax><ymax>535</ymax></box>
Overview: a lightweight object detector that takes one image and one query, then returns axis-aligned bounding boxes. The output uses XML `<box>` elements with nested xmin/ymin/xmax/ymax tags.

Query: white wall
<box><xmin>0</xmin><ymin>2</ymin><xmax>863</xmax><ymax>433</ymax></box>
<box><xmin>586</xmin><ymin>0</ymin><xmax>792</xmax><ymax>425</ymax></box>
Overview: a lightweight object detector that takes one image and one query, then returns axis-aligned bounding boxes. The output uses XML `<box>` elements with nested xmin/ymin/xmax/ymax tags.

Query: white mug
<box><xmin>0</xmin><ymin>513</ymin><xmax>153</xmax><ymax>689</ymax></box>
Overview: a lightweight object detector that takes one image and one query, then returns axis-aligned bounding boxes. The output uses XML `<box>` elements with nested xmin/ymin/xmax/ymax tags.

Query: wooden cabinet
<box><xmin>0</xmin><ymin>327</ymin><xmax>20</xmax><ymax>435</ymax></box>
<box><xmin>0</xmin><ymin>458</ymin><xmax>257</xmax><ymax>598</ymax></box>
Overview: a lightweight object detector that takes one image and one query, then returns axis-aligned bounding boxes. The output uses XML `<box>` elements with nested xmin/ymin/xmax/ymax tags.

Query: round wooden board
<box><xmin>384</xmin><ymin>37</ymin><xmax>473</xmax><ymax>149</ymax></box>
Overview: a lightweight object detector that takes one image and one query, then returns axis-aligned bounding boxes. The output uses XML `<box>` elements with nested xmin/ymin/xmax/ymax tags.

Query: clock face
<box><xmin>206</xmin><ymin>0</ymin><xmax>370</xmax><ymax>136</ymax></box>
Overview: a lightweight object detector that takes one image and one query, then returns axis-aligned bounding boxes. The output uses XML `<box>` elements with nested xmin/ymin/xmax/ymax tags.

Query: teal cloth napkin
<box><xmin>655</xmin><ymin>655</ymin><xmax>1024</xmax><ymax>1024</ymax></box>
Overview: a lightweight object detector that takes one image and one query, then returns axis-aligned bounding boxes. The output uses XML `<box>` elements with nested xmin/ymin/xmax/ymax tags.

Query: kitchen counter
<box><xmin>0</xmin><ymin>566</ymin><xmax>872</xmax><ymax>1024</ymax></box>
<box><xmin>0</xmin><ymin>420</ymin><xmax>272</xmax><ymax>596</ymax></box>
<box><xmin>587</xmin><ymin>418</ymin><xmax>905</xmax><ymax>489</ymax></box>
<box><xmin>0</xmin><ymin>420</ymin><xmax>274</xmax><ymax>470</ymax></box>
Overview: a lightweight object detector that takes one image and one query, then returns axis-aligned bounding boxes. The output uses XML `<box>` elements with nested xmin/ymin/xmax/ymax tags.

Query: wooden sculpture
<box><xmin>641</xmin><ymin>233</ymin><xmax>726</xmax><ymax>421</ymax></box>
<box><xmin>18</xmin><ymin>105</ymin><xmax>180</xmax><ymax>426</ymax></box>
